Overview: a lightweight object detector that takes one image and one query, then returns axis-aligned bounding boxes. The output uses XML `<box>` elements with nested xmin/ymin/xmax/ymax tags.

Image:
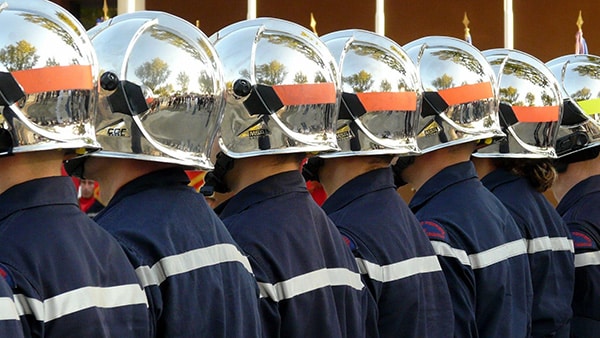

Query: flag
<box><xmin>310</xmin><ymin>12</ymin><xmax>318</xmax><ymax>36</ymax></box>
<box><xmin>575</xmin><ymin>10</ymin><xmax>588</xmax><ymax>54</ymax></box>
<box><xmin>185</xmin><ymin>170</ymin><xmax>207</xmax><ymax>192</ymax></box>
<box><xmin>463</xmin><ymin>12</ymin><xmax>472</xmax><ymax>44</ymax></box>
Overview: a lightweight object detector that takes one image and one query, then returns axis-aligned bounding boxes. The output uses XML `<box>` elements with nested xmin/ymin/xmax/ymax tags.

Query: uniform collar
<box><xmin>218</xmin><ymin>170</ymin><xmax>306</xmax><ymax>219</ymax></box>
<box><xmin>0</xmin><ymin>176</ymin><xmax>79</xmax><ymax>221</ymax></box>
<box><xmin>409</xmin><ymin>161</ymin><xmax>477</xmax><ymax>212</ymax></box>
<box><xmin>105</xmin><ymin>167</ymin><xmax>190</xmax><ymax>208</ymax></box>
<box><xmin>556</xmin><ymin>174</ymin><xmax>600</xmax><ymax>215</ymax></box>
<box><xmin>480</xmin><ymin>168</ymin><xmax>519</xmax><ymax>191</ymax></box>
<box><xmin>321</xmin><ymin>167</ymin><xmax>394</xmax><ymax>214</ymax></box>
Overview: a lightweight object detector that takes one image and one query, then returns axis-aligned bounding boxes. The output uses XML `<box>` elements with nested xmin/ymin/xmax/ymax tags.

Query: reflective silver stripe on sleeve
<box><xmin>574</xmin><ymin>251</ymin><xmax>600</xmax><ymax>268</ymax></box>
<box><xmin>431</xmin><ymin>239</ymin><xmax>528</xmax><ymax>269</ymax></box>
<box><xmin>257</xmin><ymin>268</ymin><xmax>364</xmax><ymax>301</ymax></box>
<box><xmin>0</xmin><ymin>297</ymin><xmax>20</xmax><ymax>320</ymax></box>
<box><xmin>135</xmin><ymin>243</ymin><xmax>253</xmax><ymax>287</ymax></box>
<box><xmin>355</xmin><ymin>255</ymin><xmax>442</xmax><ymax>283</ymax></box>
<box><xmin>527</xmin><ymin>236</ymin><xmax>574</xmax><ymax>254</ymax></box>
<box><xmin>430</xmin><ymin>241</ymin><xmax>470</xmax><ymax>266</ymax></box>
<box><xmin>14</xmin><ymin>283</ymin><xmax>148</xmax><ymax>322</ymax></box>
<box><xmin>468</xmin><ymin>239</ymin><xmax>527</xmax><ymax>269</ymax></box>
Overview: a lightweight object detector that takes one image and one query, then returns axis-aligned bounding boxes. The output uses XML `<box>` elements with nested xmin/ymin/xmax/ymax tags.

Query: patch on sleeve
<box><xmin>0</xmin><ymin>265</ymin><xmax>15</xmax><ymax>288</ymax></box>
<box><xmin>572</xmin><ymin>231</ymin><xmax>598</xmax><ymax>249</ymax></box>
<box><xmin>420</xmin><ymin>220</ymin><xmax>448</xmax><ymax>241</ymax></box>
<box><xmin>341</xmin><ymin>234</ymin><xmax>358</xmax><ymax>251</ymax></box>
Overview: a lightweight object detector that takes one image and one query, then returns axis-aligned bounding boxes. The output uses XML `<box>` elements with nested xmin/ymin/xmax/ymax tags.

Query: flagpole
<box><xmin>504</xmin><ymin>0</ymin><xmax>514</xmax><ymax>49</ymax></box>
<box><xmin>247</xmin><ymin>0</ymin><xmax>256</xmax><ymax>20</ymax></box>
<box><xmin>375</xmin><ymin>0</ymin><xmax>385</xmax><ymax>35</ymax></box>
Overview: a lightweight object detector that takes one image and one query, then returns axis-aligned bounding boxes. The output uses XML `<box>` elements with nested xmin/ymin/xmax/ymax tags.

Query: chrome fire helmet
<box><xmin>0</xmin><ymin>0</ymin><xmax>101</xmax><ymax>156</ymax></box>
<box><xmin>474</xmin><ymin>48</ymin><xmax>562</xmax><ymax>158</ymax></box>
<box><xmin>403</xmin><ymin>36</ymin><xmax>504</xmax><ymax>154</ymax></box>
<box><xmin>546</xmin><ymin>54</ymin><xmax>600</xmax><ymax>159</ymax></box>
<box><xmin>318</xmin><ymin>29</ymin><xmax>421</xmax><ymax>158</ymax></box>
<box><xmin>87</xmin><ymin>11</ymin><xmax>225</xmax><ymax>169</ymax></box>
<box><xmin>209</xmin><ymin>17</ymin><xmax>340</xmax><ymax>158</ymax></box>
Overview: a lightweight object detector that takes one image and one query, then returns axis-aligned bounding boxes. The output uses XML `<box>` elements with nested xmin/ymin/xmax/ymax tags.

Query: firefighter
<box><xmin>302</xmin><ymin>29</ymin><xmax>453</xmax><ymax>337</ymax></box>
<box><xmin>0</xmin><ymin>1</ymin><xmax>150</xmax><ymax>336</ymax></box>
<box><xmin>206</xmin><ymin>18</ymin><xmax>376</xmax><ymax>337</ymax></box>
<box><xmin>473</xmin><ymin>48</ymin><xmax>574</xmax><ymax>337</ymax></box>
<box><xmin>392</xmin><ymin>36</ymin><xmax>533</xmax><ymax>337</ymax></box>
<box><xmin>65</xmin><ymin>11</ymin><xmax>262</xmax><ymax>337</ymax></box>
<box><xmin>546</xmin><ymin>53</ymin><xmax>600</xmax><ymax>337</ymax></box>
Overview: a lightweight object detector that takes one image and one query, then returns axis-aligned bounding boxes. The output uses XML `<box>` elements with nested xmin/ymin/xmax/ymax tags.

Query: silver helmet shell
<box><xmin>0</xmin><ymin>0</ymin><xmax>101</xmax><ymax>156</ymax></box>
<box><xmin>319</xmin><ymin>29</ymin><xmax>421</xmax><ymax>158</ymax></box>
<box><xmin>546</xmin><ymin>54</ymin><xmax>600</xmax><ymax>158</ymax></box>
<box><xmin>209</xmin><ymin>17</ymin><xmax>340</xmax><ymax>158</ymax></box>
<box><xmin>403</xmin><ymin>36</ymin><xmax>504</xmax><ymax>153</ymax></box>
<box><xmin>474</xmin><ymin>48</ymin><xmax>562</xmax><ymax>158</ymax></box>
<box><xmin>88</xmin><ymin>11</ymin><xmax>225</xmax><ymax>169</ymax></box>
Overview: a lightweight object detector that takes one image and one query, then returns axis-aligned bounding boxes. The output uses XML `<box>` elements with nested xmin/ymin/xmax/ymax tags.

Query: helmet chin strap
<box><xmin>63</xmin><ymin>156</ymin><xmax>88</xmax><ymax>178</ymax></box>
<box><xmin>301</xmin><ymin>157</ymin><xmax>324</xmax><ymax>182</ymax></box>
<box><xmin>202</xmin><ymin>152</ymin><xmax>235</xmax><ymax>194</ymax></box>
<box><xmin>391</xmin><ymin>156</ymin><xmax>416</xmax><ymax>188</ymax></box>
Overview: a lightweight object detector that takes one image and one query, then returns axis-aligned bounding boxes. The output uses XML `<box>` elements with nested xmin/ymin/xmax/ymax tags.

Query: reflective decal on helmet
<box><xmin>437</xmin><ymin>82</ymin><xmax>493</xmax><ymax>106</ymax></box>
<box><xmin>12</xmin><ymin>65</ymin><xmax>93</xmax><ymax>93</ymax></box>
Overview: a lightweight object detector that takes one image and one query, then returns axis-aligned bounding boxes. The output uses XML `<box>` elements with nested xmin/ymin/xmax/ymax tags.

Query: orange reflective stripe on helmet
<box><xmin>11</xmin><ymin>65</ymin><xmax>93</xmax><ymax>94</ymax></box>
<box><xmin>512</xmin><ymin>105</ymin><xmax>560</xmax><ymax>123</ymax></box>
<box><xmin>272</xmin><ymin>82</ymin><xmax>336</xmax><ymax>105</ymax></box>
<box><xmin>437</xmin><ymin>82</ymin><xmax>493</xmax><ymax>106</ymax></box>
<box><xmin>356</xmin><ymin>91</ymin><xmax>417</xmax><ymax>112</ymax></box>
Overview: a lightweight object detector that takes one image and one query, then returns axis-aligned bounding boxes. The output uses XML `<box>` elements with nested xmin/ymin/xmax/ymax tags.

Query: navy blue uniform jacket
<box><xmin>482</xmin><ymin>168</ymin><xmax>574</xmax><ymax>337</ymax></box>
<box><xmin>0</xmin><ymin>177</ymin><xmax>150</xmax><ymax>337</ymax></box>
<box><xmin>218</xmin><ymin>170</ymin><xmax>373</xmax><ymax>338</ymax></box>
<box><xmin>94</xmin><ymin>168</ymin><xmax>262</xmax><ymax>337</ymax></box>
<box><xmin>322</xmin><ymin>167</ymin><xmax>454</xmax><ymax>338</ymax></box>
<box><xmin>556</xmin><ymin>174</ymin><xmax>600</xmax><ymax>337</ymax></box>
<box><xmin>409</xmin><ymin>162</ymin><xmax>533</xmax><ymax>338</ymax></box>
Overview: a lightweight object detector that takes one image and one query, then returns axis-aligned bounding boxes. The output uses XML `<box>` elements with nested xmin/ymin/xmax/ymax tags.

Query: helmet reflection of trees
<box><xmin>432</xmin><ymin>50</ymin><xmax>484</xmax><ymax>76</ymax></box>
<box><xmin>176</xmin><ymin>72</ymin><xmax>190</xmax><ymax>93</ymax></box>
<box><xmin>500</xmin><ymin>86</ymin><xmax>519</xmax><ymax>105</ymax></box>
<box><xmin>573</xmin><ymin>63</ymin><xmax>600</xmax><ymax>79</ymax></box>
<box><xmin>432</xmin><ymin>74</ymin><xmax>454</xmax><ymax>90</ymax></box>
<box><xmin>380</xmin><ymin>79</ymin><xmax>391</xmax><ymax>92</ymax></box>
<box><xmin>135</xmin><ymin>57</ymin><xmax>171</xmax><ymax>91</ymax></box>
<box><xmin>343</xmin><ymin>70</ymin><xmax>373</xmax><ymax>93</ymax></box>
<box><xmin>572</xmin><ymin>87</ymin><xmax>592</xmax><ymax>101</ymax></box>
<box><xmin>151</xmin><ymin>30</ymin><xmax>203</xmax><ymax>61</ymax></box>
<box><xmin>256</xmin><ymin>60</ymin><xmax>287</xmax><ymax>85</ymax></box>
<box><xmin>198</xmin><ymin>73</ymin><xmax>213</xmax><ymax>93</ymax></box>
<box><xmin>0</xmin><ymin>40</ymin><xmax>39</xmax><ymax>71</ymax></box>
<box><xmin>351</xmin><ymin>44</ymin><xmax>407</xmax><ymax>75</ymax></box>
<box><xmin>21</xmin><ymin>13</ymin><xmax>79</xmax><ymax>52</ymax></box>
<box><xmin>294</xmin><ymin>71</ymin><xmax>308</xmax><ymax>84</ymax></box>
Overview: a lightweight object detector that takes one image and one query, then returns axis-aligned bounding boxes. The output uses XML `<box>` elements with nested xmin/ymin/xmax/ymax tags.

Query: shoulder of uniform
<box><xmin>571</xmin><ymin>230</ymin><xmax>599</xmax><ymax>250</ymax></box>
<box><xmin>420</xmin><ymin>220</ymin><xmax>449</xmax><ymax>242</ymax></box>
<box><xmin>0</xmin><ymin>264</ymin><xmax>16</xmax><ymax>288</ymax></box>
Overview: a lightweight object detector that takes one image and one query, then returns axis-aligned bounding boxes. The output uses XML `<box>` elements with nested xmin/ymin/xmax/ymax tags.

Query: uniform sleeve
<box><xmin>0</xmin><ymin>273</ymin><xmax>24</xmax><ymax>338</ymax></box>
<box><xmin>420</xmin><ymin>220</ymin><xmax>477</xmax><ymax>338</ymax></box>
<box><xmin>567</xmin><ymin>221</ymin><xmax>600</xmax><ymax>328</ymax></box>
<box><xmin>249</xmin><ymin>256</ymin><xmax>281</xmax><ymax>338</ymax></box>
